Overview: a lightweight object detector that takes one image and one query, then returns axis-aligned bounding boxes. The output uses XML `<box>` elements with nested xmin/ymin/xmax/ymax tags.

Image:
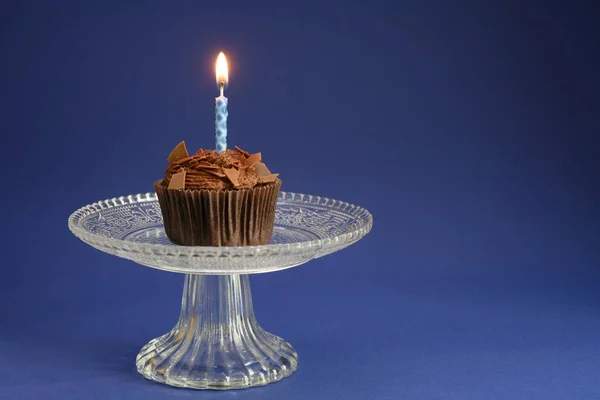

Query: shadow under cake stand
<box><xmin>68</xmin><ymin>191</ymin><xmax>372</xmax><ymax>390</ymax></box>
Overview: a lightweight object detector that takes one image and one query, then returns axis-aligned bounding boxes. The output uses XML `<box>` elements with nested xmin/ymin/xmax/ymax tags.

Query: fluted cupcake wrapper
<box><xmin>155</xmin><ymin>179</ymin><xmax>281</xmax><ymax>246</ymax></box>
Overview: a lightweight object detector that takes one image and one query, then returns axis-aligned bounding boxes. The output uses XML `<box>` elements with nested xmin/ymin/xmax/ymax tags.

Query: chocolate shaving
<box><xmin>258</xmin><ymin>173</ymin><xmax>279</xmax><ymax>184</ymax></box>
<box><xmin>223</xmin><ymin>168</ymin><xmax>240</xmax><ymax>187</ymax></box>
<box><xmin>197</xmin><ymin>164</ymin><xmax>220</xmax><ymax>170</ymax></box>
<box><xmin>237</xmin><ymin>166</ymin><xmax>259</xmax><ymax>188</ymax></box>
<box><xmin>204</xmin><ymin>169</ymin><xmax>226</xmax><ymax>178</ymax></box>
<box><xmin>253</xmin><ymin>162</ymin><xmax>272</xmax><ymax>177</ymax></box>
<box><xmin>167</xmin><ymin>141</ymin><xmax>189</xmax><ymax>163</ymax></box>
<box><xmin>168</xmin><ymin>170</ymin><xmax>186</xmax><ymax>189</ymax></box>
<box><xmin>234</xmin><ymin>146</ymin><xmax>251</xmax><ymax>157</ymax></box>
<box><xmin>171</xmin><ymin>156</ymin><xmax>194</xmax><ymax>166</ymax></box>
<box><xmin>246</xmin><ymin>152</ymin><xmax>262</xmax><ymax>166</ymax></box>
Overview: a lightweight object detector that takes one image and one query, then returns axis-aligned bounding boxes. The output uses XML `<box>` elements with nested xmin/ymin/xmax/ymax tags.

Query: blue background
<box><xmin>1</xmin><ymin>1</ymin><xmax>599</xmax><ymax>399</ymax></box>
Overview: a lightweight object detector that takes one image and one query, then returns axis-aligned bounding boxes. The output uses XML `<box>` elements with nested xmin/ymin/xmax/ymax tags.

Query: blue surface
<box><xmin>1</xmin><ymin>1</ymin><xmax>599</xmax><ymax>399</ymax></box>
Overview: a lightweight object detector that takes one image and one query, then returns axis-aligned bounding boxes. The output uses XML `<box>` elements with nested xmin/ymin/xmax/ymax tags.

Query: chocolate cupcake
<box><xmin>155</xmin><ymin>141</ymin><xmax>281</xmax><ymax>246</ymax></box>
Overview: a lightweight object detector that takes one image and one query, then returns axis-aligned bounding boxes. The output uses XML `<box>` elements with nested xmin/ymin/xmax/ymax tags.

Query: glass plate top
<box><xmin>68</xmin><ymin>191</ymin><xmax>372</xmax><ymax>274</ymax></box>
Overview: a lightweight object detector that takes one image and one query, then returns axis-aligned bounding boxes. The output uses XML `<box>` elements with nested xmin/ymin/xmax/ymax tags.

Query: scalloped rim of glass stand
<box><xmin>68</xmin><ymin>191</ymin><xmax>373</xmax><ymax>274</ymax></box>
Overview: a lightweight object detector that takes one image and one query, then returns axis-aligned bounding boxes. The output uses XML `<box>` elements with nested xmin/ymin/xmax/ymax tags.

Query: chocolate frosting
<box><xmin>161</xmin><ymin>142</ymin><xmax>279</xmax><ymax>191</ymax></box>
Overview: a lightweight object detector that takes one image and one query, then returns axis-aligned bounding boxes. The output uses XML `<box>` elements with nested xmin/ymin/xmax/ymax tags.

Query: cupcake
<box><xmin>155</xmin><ymin>141</ymin><xmax>281</xmax><ymax>246</ymax></box>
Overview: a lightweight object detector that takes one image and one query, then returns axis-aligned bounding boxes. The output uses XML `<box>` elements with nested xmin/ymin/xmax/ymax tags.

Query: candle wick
<box><xmin>220</xmin><ymin>82</ymin><xmax>224</xmax><ymax>97</ymax></box>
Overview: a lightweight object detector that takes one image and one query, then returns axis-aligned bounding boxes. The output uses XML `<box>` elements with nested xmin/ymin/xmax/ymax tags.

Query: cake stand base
<box><xmin>135</xmin><ymin>274</ymin><xmax>298</xmax><ymax>390</ymax></box>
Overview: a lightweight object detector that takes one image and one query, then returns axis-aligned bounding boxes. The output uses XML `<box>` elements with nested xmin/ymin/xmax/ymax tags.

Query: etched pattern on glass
<box><xmin>69</xmin><ymin>192</ymin><xmax>372</xmax><ymax>275</ymax></box>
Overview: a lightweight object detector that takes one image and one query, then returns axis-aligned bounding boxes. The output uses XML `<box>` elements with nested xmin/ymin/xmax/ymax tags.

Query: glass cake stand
<box><xmin>68</xmin><ymin>191</ymin><xmax>372</xmax><ymax>390</ymax></box>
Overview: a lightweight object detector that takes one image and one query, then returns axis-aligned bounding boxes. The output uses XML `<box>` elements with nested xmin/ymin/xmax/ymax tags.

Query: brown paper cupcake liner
<box><xmin>155</xmin><ymin>179</ymin><xmax>281</xmax><ymax>246</ymax></box>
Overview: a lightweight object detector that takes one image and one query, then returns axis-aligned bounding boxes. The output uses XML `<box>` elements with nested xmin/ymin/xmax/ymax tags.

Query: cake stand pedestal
<box><xmin>69</xmin><ymin>192</ymin><xmax>372</xmax><ymax>390</ymax></box>
<box><xmin>137</xmin><ymin>274</ymin><xmax>297</xmax><ymax>389</ymax></box>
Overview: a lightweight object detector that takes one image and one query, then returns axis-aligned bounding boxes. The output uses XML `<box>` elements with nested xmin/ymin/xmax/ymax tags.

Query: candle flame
<box><xmin>216</xmin><ymin>52</ymin><xmax>228</xmax><ymax>86</ymax></box>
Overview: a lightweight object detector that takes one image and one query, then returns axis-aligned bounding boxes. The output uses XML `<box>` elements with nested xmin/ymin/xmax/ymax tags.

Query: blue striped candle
<box><xmin>215</xmin><ymin>93</ymin><xmax>228</xmax><ymax>152</ymax></box>
<box><xmin>215</xmin><ymin>52</ymin><xmax>229</xmax><ymax>153</ymax></box>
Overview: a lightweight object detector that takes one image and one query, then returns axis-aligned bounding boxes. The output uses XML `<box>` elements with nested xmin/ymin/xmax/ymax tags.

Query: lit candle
<box><xmin>215</xmin><ymin>52</ymin><xmax>229</xmax><ymax>153</ymax></box>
